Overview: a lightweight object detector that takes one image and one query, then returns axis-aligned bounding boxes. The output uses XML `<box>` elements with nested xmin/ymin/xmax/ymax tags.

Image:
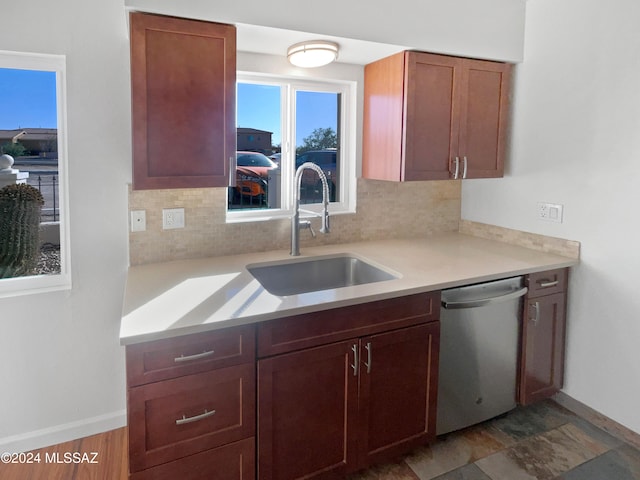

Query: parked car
<box><xmin>232</xmin><ymin>151</ymin><xmax>278</xmax><ymax>206</ymax></box>
<box><xmin>269</xmin><ymin>152</ymin><xmax>281</xmax><ymax>165</ymax></box>
<box><xmin>295</xmin><ymin>149</ymin><xmax>337</xmax><ymax>202</ymax></box>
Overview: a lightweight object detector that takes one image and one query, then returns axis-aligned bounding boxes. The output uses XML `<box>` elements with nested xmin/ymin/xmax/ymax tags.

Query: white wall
<box><xmin>462</xmin><ymin>0</ymin><xmax>640</xmax><ymax>434</ymax></box>
<box><xmin>0</xmin><ymin>0</ymin><xmax>131</xmax><ymax>451</ymax></box>
<box><xmin>125</xmin><ymin>0</ymin><xmax>526</xmax><ymax>62</ymax></box>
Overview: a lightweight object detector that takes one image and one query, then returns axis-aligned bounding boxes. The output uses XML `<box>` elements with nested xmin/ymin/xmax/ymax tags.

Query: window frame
<box><xmin>0</xmin><ymin>50</ymin><xmax>71</xmax><ymax>298</ymax></box>
<box><xmin>227</xmin><ymin>72</ymin><xmax>357</xmax><ymax>223</ymax></box>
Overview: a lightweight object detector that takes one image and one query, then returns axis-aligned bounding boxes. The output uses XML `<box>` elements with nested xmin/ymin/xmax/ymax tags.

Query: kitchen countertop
<box><xmin>120</xmin><ymin>232</ymin><xmax>578</xmax><ymax>345</ymax></box>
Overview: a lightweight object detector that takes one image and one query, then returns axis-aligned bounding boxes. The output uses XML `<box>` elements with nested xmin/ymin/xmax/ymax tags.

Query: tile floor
<box><xmin>349</xmin><ymin>400</ymin><xmax>640</xmax><ymax>480</ymax></box>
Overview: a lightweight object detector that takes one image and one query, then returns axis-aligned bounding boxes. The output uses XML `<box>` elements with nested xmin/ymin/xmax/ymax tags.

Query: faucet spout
<box><xmin>291</xmin><ymin>162</ymin><xmax>331</xmax><ymax>256</ymax></box>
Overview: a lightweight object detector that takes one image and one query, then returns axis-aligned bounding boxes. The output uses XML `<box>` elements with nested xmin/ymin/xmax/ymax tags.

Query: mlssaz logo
<box><xmin>45</xmin><ymin>452</ymin><xmax>99</xmax><ymax>464</ymax></box>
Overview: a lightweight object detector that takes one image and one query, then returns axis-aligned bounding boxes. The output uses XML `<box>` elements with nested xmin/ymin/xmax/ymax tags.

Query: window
<box><xmin>228</xmin><ymin>73</ymin><xmax>356</xmax><ymax>220</ymax></box>
<box><xmin>0</xmin><ymin>50</ymin><xmax>70</xmax><ymax>297</ymax></box>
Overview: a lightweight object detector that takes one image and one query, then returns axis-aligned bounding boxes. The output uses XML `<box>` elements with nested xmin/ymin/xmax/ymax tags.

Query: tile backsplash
<box><xmin>129</xmin><ymin>178</ymin><xmax>462</xmax><ymax>265</ymax></box>
<box><xmin>459</xmin><ymin>220</ymin><xmax>580</xmax><ymax>259</ymax></box>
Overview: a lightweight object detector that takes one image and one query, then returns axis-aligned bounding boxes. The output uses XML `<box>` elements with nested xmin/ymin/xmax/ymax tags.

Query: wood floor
<box><xmin>0</xmin><ymin>427</ymin><xmax>127</xmax><ymax>480</ymax></box>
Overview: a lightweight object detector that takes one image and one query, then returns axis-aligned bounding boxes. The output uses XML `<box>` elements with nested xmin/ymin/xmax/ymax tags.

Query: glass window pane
<box><xmin>295</xmin><ymin>90</ymin><xmax>340</xmax><ymax>204</ymax></box>
<box><xmin>229</xmin><ymin>83</ymin><xmax>282</xmax><ymax>211</ymax></box>
<box><xmin>0</xmin><ymin>67</ymin><xmax>60</xmax><ymax>278</ymax></box>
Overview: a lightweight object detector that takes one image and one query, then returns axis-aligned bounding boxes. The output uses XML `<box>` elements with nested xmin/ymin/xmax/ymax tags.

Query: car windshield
<box><xmin>237</xmin><ymin>153</ymin><xmax>274</xmax><ymax>167</ymax></box>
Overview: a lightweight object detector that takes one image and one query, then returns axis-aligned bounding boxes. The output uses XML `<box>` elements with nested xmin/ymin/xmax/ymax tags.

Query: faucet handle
<box><xmin>299</xmin><ymin>220</ymin><xmax>316</xmax><ymax>238</ymax></box>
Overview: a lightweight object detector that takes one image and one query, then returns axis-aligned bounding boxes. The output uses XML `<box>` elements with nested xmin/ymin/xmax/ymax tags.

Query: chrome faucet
<box><xmin>291</xmin><ymin>162</ymin><xmax>330</xmax><ymax>256</ymax></box>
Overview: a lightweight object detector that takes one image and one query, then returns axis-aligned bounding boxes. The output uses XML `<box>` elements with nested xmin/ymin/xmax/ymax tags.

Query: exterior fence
<box><xmin>27</xmin><ymin>172</ymin><xmax>58</xmax><ymax>222</ymax></box>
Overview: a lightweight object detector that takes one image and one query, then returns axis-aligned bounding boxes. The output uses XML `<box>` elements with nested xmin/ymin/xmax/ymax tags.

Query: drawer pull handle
<box><xmin>174</xmin><ymin>350</ymin><xmax>215</xmax><ymax>363</ymax></box>
<box><xmin>176</xmin><ymin>409</ymin><xmax>216</xmax><ymax>426</ymax></box>
<box><xmin>537</xmin><ymin>279</ymin><xmax>559</xmax><ymax>288</ymax></box>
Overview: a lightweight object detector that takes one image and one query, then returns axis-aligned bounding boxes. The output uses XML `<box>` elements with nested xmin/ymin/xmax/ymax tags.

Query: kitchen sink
<box><xmin>247</xmin><ymin>254</ymin><xmax>399</xmax><ymax>296</ymax></box>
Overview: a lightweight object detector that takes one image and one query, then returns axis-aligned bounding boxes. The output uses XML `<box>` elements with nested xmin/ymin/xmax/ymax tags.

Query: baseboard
<box><xmin>0</xmin><ymin>410</ymin><xmax>127</xmax><ymax>454</ymax></box>
<box><xmin>554</xmin><ymin>391</ymin><xmax>640</xmax><ymax>450</ymax></box>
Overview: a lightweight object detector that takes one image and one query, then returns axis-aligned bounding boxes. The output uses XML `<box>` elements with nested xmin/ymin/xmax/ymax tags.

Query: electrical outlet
<box><xmin>162</xmin><ymin>208</ymin><xmax>185</xmax><ymax>229</ymax></box>
<box><xmin>130</xmin><ymin>210</ymin><xmax>146</xmax><ymax>232</ymax></box>
<box><xmin>537</xmin><ymin>202</ymin><xmax>563</xmax><ymax>223</ymax></box>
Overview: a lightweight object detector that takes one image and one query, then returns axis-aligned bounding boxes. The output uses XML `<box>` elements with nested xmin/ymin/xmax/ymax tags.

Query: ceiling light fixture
<box><xmin>287</xmin><ymin>40</ymin><xmax>339</xmax><ymax>68</ymax></box>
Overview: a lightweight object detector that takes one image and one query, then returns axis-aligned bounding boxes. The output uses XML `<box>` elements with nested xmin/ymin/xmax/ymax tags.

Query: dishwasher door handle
<box><xmin>441</xmin><ymin>287</ymin><xmax>528</xmax><ymax>309</ymax></box>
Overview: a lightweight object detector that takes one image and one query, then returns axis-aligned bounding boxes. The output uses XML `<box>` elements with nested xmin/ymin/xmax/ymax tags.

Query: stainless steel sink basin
<box><xmin>247</xmin><ymin>254</ymin><xmax>399</xmax><ymax>296</ymax></box>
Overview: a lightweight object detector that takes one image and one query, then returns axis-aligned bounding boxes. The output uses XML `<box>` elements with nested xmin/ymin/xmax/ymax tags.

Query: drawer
<box><xmin>129</xmin><ymin>437</ymin><xmax>255</xmax><ymax>480</ymax></box>
<box><xmin>128</xmin><ymin>364</ymin><xmax>255</xmax><ymax>472</ymax></box>
<box><xmin>526</xmin><ymin>269</ymin><xmax>567</xmax><ymax>298</ymax></box>
<box><xmin>126</xmin><ymin>324</ymin><xmax>255</xmax><ymax>387</ymax></box>
<box><xmin>258</xmin><ymin>292</ymin><xmax>440</xmax><ymax>357</ymax></box>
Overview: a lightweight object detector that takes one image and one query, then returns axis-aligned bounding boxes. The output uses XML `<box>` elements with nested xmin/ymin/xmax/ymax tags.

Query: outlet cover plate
<box><xmin>162</xmin><ymin>208</ymin><xmax>185</xmax><ymax>229</ymax></box>
<box><xmin>537</xmin><ymin>202</ymin><xmax>563</xmax><ymax>223</ymax></box>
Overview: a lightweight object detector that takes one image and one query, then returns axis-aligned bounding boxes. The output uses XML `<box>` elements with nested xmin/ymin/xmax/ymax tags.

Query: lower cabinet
<box><xmin>124</xmin><ymin>272</ymin><xmax>570</xmax><ymax>479</ymax></box>
<box><xmin>519</xmin><ymin>268</ymin><xmax>568</xmax><ymax>405</ymax></box>
<box><xmin>257</xmin><ymin>292</ymin><xmax>441</xmax><ymax>480</ymax></box>
<box><xmin>126</xmin><ymin>325</ymin><xmax>256</xmax><ymax>479</ymax></box>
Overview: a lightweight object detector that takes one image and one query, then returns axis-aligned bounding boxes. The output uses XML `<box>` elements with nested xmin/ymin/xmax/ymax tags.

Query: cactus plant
<box><xmin>0</xmin><ymin>183</ymin><xmax>44</xmax><ymax>278</ymax></box>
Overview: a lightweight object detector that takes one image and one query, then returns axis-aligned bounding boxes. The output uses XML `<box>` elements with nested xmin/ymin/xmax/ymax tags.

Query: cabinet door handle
<box><xmin>175</xmin><ymin>409</ymin><xmax>216</xmax><ymax>426</ymax></box>
<box><xmin>530</xmin><ymin>301</ymin><xmax>540</xmax><ymax>325</ymax></box>
<box><xmin>350</xmin><ymin>344</ymin><xmax>359</xmax><ymax>377</ymax></box>
<box><xmin>462</xmin><ymin>156</ymin><xmax>468</xmax><ymax>179</ymax></box>
<box><xmin>174</xmin><ymin>350</ymin><xmax>215</xmax><ymax>363</ymax></box>
<box><xmin>364</xmin><ymin>342</ymin><xmax>372</xmax><ymax>374</ymax></box>
<box><xmin>537</xmin><ymin>279</ymin><xmax>559</xmax><ymax>288</ymax></box>
<box><xmin>453</xmin><ymin>157</ymin><xmax>460</xmax><ymax>179</ymax></box>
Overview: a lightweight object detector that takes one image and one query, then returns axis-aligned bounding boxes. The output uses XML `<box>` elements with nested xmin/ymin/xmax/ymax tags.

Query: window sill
<box><xmin>0</xmin><ymin>273</ymin><xmax>72</xmax><ymax>299</ymax></box>
<box><xmin>225</xmin><ymin>205</ymin><xmax>356</xmax><ymax>225</ymax></box>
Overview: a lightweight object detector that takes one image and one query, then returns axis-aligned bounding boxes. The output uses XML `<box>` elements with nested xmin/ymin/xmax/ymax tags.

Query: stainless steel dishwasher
<box><xmin>436</xmin><ymin>276</ymin><xmax>528</xmax><ymax>435</ymax></box>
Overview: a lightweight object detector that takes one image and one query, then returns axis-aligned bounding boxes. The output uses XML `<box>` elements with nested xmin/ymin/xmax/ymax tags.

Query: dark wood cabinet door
<box><xmin>519</xmin><ymin>292</ymin><xmax>567</xmax><ymax>405</ymax></box>
<box><xmin>130</xmin><ymin>13</ymin><xmax>236</xmax><ymax>189</ymax></box>
<box><xmin>257</xmin><ymin>341</ymin><xmax>358</xmax><ymax>479</ymax></box>
<box><xmin>404</xmin><ymin>52</ymin><xmax>460</xmax><ymax>181</ymax></box>
<box><xmin>357</xmin><ymin>323</ymin><xmax>440</xmax><ymax>467</ymax></box>
<box><xmin>457</xmin><ymin>59</ymin><xmax>511</xmax><ymax>178</ymax></box>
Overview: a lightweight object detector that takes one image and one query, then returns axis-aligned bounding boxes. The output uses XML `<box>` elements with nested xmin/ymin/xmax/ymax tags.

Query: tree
<box><xmin>1</xmin><ymin>142</ymin><xmax>27</xmax><ymax>158</ymax></box>
<box><xmin>297</xmin><ymin>127</ymin><xmax>337</xmax><ymax>155</ymax></box>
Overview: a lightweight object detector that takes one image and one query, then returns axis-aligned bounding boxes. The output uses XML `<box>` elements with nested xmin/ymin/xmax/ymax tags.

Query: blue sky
<box><xmin>0</xmin><ymin>71</ymin><xmax>336</xmax><ymax>146</ymax></box>
<box><xmin>237</xmin><ymin>83</ymin><xmax>338</xmax><ymax>148</ymax></box>
<box><xmin>0</xmin><ymin>68</ymin><xmax>57</xmax><ymax>129</ymax></box>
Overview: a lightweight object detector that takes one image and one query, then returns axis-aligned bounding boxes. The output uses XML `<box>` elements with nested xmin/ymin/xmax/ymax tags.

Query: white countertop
<box><xmin>120</xmin><ymin>233</ymin><xmax>578</xmax><ymax>345</ymax></box>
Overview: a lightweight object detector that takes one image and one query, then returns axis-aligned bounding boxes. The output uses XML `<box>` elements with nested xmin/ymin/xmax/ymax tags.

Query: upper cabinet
<box><xmin>363</xmin><ymin>51</ymin><xmax>512</xmax><ymax>181</ymax></box>
<box><xmin>130</xmin><ymin>13</ymin><xmax>236</xmax><ymax>190</ymax></box>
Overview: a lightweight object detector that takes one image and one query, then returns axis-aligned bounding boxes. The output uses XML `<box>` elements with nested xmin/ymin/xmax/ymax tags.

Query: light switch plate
<box><xmin>162</xmin><ymin>208</ymin><xmax>185</xmax><ymax>229</ymax></box>
<box><xmin>130</xmin><ymin>210</ymin><xmax>146</xmax><ymax>232</ymax></box>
